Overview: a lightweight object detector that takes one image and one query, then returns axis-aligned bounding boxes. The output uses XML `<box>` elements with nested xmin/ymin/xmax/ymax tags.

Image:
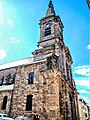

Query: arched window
<box><xmin>26</xmin><ymin>95</ymin><xmax>33</xmax><ymax>111</ymax></box>
<box><xmin>44</xmin><ymin>23</ymin><xmax>51</xmax><ymax>36</ymax></box>
<box><xmin>2</xmin><ymin>96</ymin><xmax>8</xmax><ymax>110</ymax></box>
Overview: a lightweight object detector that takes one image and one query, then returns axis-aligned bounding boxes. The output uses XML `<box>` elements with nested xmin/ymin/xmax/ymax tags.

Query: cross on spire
<box><xmin>46</xmin><ymin>0</ymin><xmax>56</xmax><ymax>17</ymax></box>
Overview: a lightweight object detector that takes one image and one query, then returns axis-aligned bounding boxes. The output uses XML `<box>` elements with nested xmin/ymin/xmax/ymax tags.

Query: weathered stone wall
<box><xmin>0</xmin><ymin>68</ymin><xmax>17</xmax><ymax>85</ymax></box>
<box><xmin>78</xmin><ymin>98</ymin><xmax>89</xmax><ymax>120</ymax></box>
<box><xmin>0</xmin><ymin>60</ymin><xmax>79</xmax><ymax>120</ymax></box>
<box><xmin>0</xmin><ymin>91</ymin><xmax>12</xmax><ymax>114</ymax></box>
<box><xmin>0</xmin><ymin>68</ymin><xmax>17</xmax><ymax>114</ymax></box>
<box><xmin>11</xmin><ymin>61</ymin><xmax>62</xmax><ymax>120</ymax></box>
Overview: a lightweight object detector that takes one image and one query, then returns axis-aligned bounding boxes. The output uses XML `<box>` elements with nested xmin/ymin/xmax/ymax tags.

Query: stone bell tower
<box><xmin>39</xmin><ymin>0</ymin><xmax>64</xmax><ymax>43</ymax></box>
<box><xmin>33</xmin><ymin>0</ymin><xmax>72</xmax><ymax>77</ymax></box>
<box><xmin>32</xmin><ymin>1</ymin><xmax>79</xmax><ymax>119</ymax></box>
<box><xmin>33</xmin><ymin>0</ymin><xmax>64</xmax><ymax>62</ymax></box>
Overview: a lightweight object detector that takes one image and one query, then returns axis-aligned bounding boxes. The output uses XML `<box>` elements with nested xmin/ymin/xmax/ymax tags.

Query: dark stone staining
<box><xmin>0</xmin><ymin>68</ymin><xmax>16</xmax><ymax>86</ymax></box>
<box><xmin>47</xmin><ymin>54</ymin><xmax>58</xmax><ymax>69</ymax></box>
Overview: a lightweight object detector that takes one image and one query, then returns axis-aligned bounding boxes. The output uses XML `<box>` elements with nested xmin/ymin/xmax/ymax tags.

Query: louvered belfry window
<box><xmin>45</xmin><ymin>24</ymin><xmax>51</xmax><ymax>36</ymax></box>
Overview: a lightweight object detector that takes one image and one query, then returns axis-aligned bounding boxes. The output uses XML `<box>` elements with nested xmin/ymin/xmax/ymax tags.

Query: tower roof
<box><xmin>45</xmin><ymin>0</ymin><xmax>56</xmax><ymax>17</ymax></box>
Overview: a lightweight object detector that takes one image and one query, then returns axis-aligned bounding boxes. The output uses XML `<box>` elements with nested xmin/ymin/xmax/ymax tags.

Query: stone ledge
<box><xmin>0</xmin><ymin>84</ymin><xmax>14</xmax><ymax>91</ymax></box>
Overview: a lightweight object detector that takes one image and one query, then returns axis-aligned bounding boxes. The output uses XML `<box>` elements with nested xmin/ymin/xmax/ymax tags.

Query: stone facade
<box><xmin>78</xmin><ymin>98</ymin><xmax>90</xmax><ymax>120</ymax></box>
<box><xmin>0</xmin><ymin>68</ymin><xmax>16</xmax><ymax>114</ymax></box>
<box><xmin>0</xmin><ymin>0</ymin><xmax>79</xmax><ymax>120</ymax></box>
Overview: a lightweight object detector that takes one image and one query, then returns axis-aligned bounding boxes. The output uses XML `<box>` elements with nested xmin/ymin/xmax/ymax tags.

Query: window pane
<box><xmin>28</xmin><ymin>73</ymin><xmax>34</xmax><ymax>84</ymax></box>
<box><xmin>45</xmin><ymin>24</ymin><xmax>51</xmax><ymax>29</ymax></box>
<box><xmin>26</xmin><ymin>95</ymin><xmax>32</xmax><ymax>111</ymax></box>
<box><xmin>2</xmin><ymin>96</ymin><xmax>8</xmax><ymax>110</ymax></box>
<box><xmin>45</xmin><ymin>24</ymin><xmax>51</xmax><ymax>37</ymax></box>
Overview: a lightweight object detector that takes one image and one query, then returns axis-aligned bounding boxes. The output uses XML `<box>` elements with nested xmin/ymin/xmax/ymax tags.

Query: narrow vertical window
<box><xmin>12</xmin><ymin>74</ymin><xmax>16</xmax><ymax>84</ymax></box>
<box><xmin>47</xmin><ymin>56</ymin><xmax>52</xmax><ymax>69</ymax></box>
<box><xmin>44</xmin><ymin>23</ymin><xmax>51</xmax><ymax>36</ymax></box>
<box><xmin>28</xmin><ymin>73</ymin><xmax>34</xmax><ymax>84</ymax></box>
<box><xmin>26</xmin><ymin>95</ymin><xmax>33</xmax><ymax>111</ymax></box>
<box><xmin>2</xmin><ymin>96</ymin><xmax>8</xmax><ymax>110</ymax></box>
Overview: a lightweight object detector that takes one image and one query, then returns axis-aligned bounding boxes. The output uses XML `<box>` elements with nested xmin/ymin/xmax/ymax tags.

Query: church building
<box><xmin>0</xmin><ymin>1</ymin><xmax>79</xmax><ymax>120</ymax></box>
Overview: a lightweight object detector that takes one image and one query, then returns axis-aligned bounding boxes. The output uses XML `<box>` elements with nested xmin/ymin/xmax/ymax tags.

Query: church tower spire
<box><xmin>33</xmin><ymin>0</ymin><xmax>65</xmax><ymax>61</ymax></box>
<box><xmin>46</xmin><ymin>0</ymin><xmax>56</xmax><ymax>17</ymax></box>
<box><xmin>38</xmin><ymin>0</ymin><xmax>64</xmax><ymax>43</ymax></box>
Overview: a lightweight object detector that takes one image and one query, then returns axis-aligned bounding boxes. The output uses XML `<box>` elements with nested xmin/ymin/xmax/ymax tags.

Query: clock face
<box><xmin>45</xmin><ymin>24</ymin><xmax>51</xmax><ymax>29</ymax></box>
